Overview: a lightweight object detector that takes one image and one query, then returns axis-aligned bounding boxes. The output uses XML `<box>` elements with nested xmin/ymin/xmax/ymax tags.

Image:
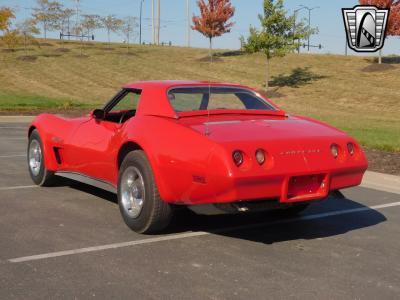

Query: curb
<box><xmin>0</xmin><ymin>116</ymin><xmax>36</xmax><ymax>123</ymax></box>
<box><xmin>361</xmin><ymin>171</ymin><xmax>400</xmax><ymax>195</ymax></box>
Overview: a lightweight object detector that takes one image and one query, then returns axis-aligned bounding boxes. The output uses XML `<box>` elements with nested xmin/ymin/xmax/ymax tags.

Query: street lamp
<box><xmin>139</xmin><ymin>0</ymin><xmax>144</xmax><ymax>45</ymax></box>
<box><xmin>293</xmin><ymin>7</ymin><xmax>306</xmax><ymax>53</ymax></box>
<box><xmin>300</xmin><ymin>5</ymin><xmax>319</xmax><ymax>53</ymax></box>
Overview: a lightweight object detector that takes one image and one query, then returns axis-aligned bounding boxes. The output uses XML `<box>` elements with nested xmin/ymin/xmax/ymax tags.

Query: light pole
<box><xmin>187</xmin><ymin>0</ymin><xmax>190</xmax><ymax>47</ymax></box>
<box><xmin>293</xmin><ymin>7</ymin><xmax>306</xmax><ymax>53</ymax></box>
<box><xmin>139</xmin><ymin>0</ymin><xmax>144</xmax><ymax>44</ymax></box>
<box><xmin>300</xmin><ymin>5</ymin><xmax>319</xmax><ymax>53</ymax></box>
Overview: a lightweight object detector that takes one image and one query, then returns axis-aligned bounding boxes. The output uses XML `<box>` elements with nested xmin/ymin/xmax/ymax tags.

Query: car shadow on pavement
<box><xmin>167</xmin><ymin>196</ymin><xmax>387</xmax><ymax>244</ymax></box>
<box><xmin>59</xmin><ymin>180</ymin><xmax>386</xmax><ymax>244</ymax></box>
<box><xmin>52</xmin><ymin>178</ymin><xmax>118</xmax><ymax>204</ymax></box>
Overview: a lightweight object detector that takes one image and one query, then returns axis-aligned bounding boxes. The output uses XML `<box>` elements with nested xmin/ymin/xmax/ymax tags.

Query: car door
<box><xmin>64</xmin><ymin>89</ymin><xmax>141</xmax><ymax>184</ymax></box>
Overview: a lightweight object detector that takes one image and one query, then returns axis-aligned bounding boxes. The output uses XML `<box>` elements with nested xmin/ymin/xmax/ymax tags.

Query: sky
<box><xmin>2</xmin><ymin>0</ymin><xmax>400</xmax><ymax>56</ymax></box>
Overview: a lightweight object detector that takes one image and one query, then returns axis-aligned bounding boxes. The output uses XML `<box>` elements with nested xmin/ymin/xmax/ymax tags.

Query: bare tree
<box><xmin>82</xmin><ymin>14</ymin><xmax>102</xmax><ymax>41</ymax></box>
<box><xmin>60</xmin><ymin>8</ymin><xmax>75</xmax><ymax>39</ymax></box>
<box><xmin>101</xmin><ymin>15</ymin><xmax>123</xmax><ymax>47</ymax></box>
<box><xmin>121</xmin><ymin>16</ymin><xmax>138</xmax><ymax>53</ymax></box>
<box><xmin>17</xmin><ymin>18</ymin><xmax>40</xmax><ymax>54</ymax></box>
<box><xmin>32</xmin><ymin>0</ymin><xmax>63</xmax><ymax>39</ymax></box>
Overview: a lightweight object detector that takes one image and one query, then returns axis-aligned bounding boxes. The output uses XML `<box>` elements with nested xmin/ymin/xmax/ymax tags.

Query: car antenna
<box><xmin>205</xmin><ymin>26</ymin><xmax>213</xmax><ymax>137</ymax></box>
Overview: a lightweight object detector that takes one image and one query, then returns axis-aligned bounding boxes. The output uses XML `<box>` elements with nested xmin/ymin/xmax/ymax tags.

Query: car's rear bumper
<box><xmin>183</xmin><ymin>166</ymin><xmax>366</xmax><ymax>205</ymax></box>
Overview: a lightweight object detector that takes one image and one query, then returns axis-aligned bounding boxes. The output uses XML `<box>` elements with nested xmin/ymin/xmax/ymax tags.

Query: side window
<box><xmin>109</xmin><ymin>91</ymin><xmax>141</xmax><ymax>113</ymax></box>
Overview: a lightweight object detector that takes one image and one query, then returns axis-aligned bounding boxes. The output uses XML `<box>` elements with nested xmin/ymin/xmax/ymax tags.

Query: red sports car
<box><xmin>28</xmin><ymin>81</ymin><xmax>368</xmax><ymax>233</ymax></box>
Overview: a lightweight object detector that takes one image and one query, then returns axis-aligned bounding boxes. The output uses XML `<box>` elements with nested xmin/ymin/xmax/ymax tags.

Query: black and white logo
<box><xmin>342</xmin><ymin>5</ymin><xmax>390</xmax><ymax>52</ymax></box>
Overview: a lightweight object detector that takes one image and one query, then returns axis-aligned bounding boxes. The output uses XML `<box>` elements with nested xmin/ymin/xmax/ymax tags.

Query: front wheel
<box><xmin>28</xmin><ymin>129</ymin><xmax>56</xmax><ymax>186</ymax></box>
<box><xmin>118</xmin><ymin>150</ymin><xmax>172</xmax><ymax>234</ymax></box>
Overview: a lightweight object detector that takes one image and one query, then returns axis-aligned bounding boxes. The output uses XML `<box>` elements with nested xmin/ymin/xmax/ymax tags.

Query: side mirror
<box><xmin>92</xmin><ymin>109</ymin><xmax>105</xmax><ymax>121</ymax></box>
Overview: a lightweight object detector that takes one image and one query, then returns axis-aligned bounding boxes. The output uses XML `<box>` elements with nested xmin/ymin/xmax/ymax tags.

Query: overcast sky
<box><xmin>2</xmin><ymin>0</ymin><xmax>400</xmax><ymax>56</ymax></box>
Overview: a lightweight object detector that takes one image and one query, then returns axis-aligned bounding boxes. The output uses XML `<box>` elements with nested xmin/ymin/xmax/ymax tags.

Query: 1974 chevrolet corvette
<box><xmin>28</xmin><ymin>81</ymin><xmax>368</xmax><ymax>233</ymax></box>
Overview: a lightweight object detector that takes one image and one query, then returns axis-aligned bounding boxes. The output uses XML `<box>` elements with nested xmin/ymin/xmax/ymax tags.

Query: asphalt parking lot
<box><xmin>0</xmin><ymin>122</ymin><xmax>399</xmax><ymax>300</ymax></box>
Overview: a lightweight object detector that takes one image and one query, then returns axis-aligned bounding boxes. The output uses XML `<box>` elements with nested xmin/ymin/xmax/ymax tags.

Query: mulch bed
<box><xmin>364</xmin><ymin>148</ymin><xmax>400</xmax><ymax>176</ymax></box>
<box><xmin>362</xmin><ymin>63</ymin><xmax>396</xmax><ymax>72</ymax></box>
<box><xmin>121</xmin><ymin>52</ymin><xmax>137</xmax><ymax>56</ymax></box>
<box><xmin>72</xmin><ymin>54</ymin><xmax>89</xmax><ymax>58</ymax></box>
<box><xmin>54</xmin><ymin>48</ymin><xmax>71</xmax><ymax>53</ymax></box>
<box><xmin>39</xmin><ymin>53</ymin><xmax>62</xmax><ymax>58</ymax></box>
<box><xmin>38</xmin><ymin>42</ymin><xmax>54</xmax><ymax>47</ymax></box>
<box><xmin>16</xmin><ymin>55</ymin><xmax>38</xmax><ymax>62</ymax></box>
<box><xmin>197</xmin><ymin>56</ymin><xmax>223</xmax><ymax>63</ymax></box>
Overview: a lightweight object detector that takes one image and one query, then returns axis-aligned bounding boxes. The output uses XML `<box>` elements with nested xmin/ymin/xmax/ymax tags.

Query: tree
<box><xmin>82</xmin><ymin>14</ymin><xmax>102</xmax><ymax>41</ymax></box>
<box><xmin>101</xmin><ymin>15</ymin><xmax>123</xmax><ymax>47</ymax></box>
<box><xmin>17</xmin><ymin>18</ymin><xmax>40</xmax><ymax>54</ymax></box>
<box><xmin>241</xmin><ymin>0</ymin><xmax>309</xmax><ymax>90</ymax></box>
<box><xmin>0</xmin><ymin>7</ymin><xmax>19</xmax><ymax>50</ymax></box>
<box><xmin>293</xmin><ymin>17</ymin><xmax>318</xmax><ymax>53</ymax></box>
<box><xmin>0</xmin><ymin>7</ymin><xmax>15</xmax><ymax>32</ymax></box>
<box><xmin>359</xmin><ymin>0</ymin><xmax>400</xmax><ymax>63</ymax></box>
<box><xmin>55</xmin><ymin>8</ymin><xmax>75</xmax><ymax>39</ymax></box>
<box><xmin>121</xmin><ymin>17</ymin><xmax>138</xmax><ymax>53</ymax></box>
<box><xmin>192</xmin><ymin>0</ymin><xmax>235</xmax><ymax>55</ymax></box>
<box><xmin>62</xmin><ymin>8</ymin><xmax>75</xmax><ymax>38</ymax></box>
<box><xmin>2</xmin><ymin>29</ymin><xmax>21</xmax><ymax>50</ymax></box>
<box><xmin>32</xmin><ymin>0</ymin><xmax>63</xmax><ymax>39</ymax></box>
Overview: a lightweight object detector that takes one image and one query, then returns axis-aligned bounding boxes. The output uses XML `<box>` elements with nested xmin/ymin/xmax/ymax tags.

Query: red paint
<box><xmin>29</xmin><ymin>81</ymin><xmax>368</xmax><ymax>205</ymax></box>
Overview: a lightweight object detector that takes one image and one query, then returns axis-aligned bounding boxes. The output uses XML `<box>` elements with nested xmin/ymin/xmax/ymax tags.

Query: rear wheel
<box><xmin>28</xmin><ymin>129</ymin><xmax>56</xmax><ymax>186</ymax></box>
<box><xmin>118</xmin><ymin>150</ymin><xmax>172</xmax><ymax>234</ymax></box>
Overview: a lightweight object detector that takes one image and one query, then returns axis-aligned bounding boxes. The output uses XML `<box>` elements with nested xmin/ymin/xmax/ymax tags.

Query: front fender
<box><xmin>29</xmin><ymin>114</ymin><xmax>79</xmax><ymax>171</ymax></box>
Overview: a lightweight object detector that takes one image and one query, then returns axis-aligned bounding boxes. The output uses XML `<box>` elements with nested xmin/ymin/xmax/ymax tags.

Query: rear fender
<box><xmin>117</xmin><ymin>138</ymin><xmax>173</xmax><ymax>202</ymax></box>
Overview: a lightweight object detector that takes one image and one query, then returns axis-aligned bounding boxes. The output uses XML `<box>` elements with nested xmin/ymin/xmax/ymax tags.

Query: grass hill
<box><xmin>0</xmin><ymin>39</ymin><xmax>399</xmax><ymax>152</ymax></box>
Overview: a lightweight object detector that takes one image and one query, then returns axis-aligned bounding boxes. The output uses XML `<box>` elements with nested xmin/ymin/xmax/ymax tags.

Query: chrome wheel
<box><xmin>29</xmin><ymin>139</ymin><xmax>42</xmax><ymax>176</ymax></box>
<box><xmin>120</xmin><ymin>166</ymin><xmax>145</xmax><ymax>218</ymax></box>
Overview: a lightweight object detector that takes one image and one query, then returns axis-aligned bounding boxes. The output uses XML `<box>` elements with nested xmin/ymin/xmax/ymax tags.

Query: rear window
<box><xmin>167</xmin><ymin>86</ymin><xmax>275</xmax><ymax>112</ymax></box>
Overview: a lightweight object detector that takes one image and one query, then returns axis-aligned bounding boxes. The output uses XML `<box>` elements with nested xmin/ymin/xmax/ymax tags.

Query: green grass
<box><xmin>0</xmin><ymin>92</ymin><xmax>88</xmax><ymax>111</ymax></box>
<box><xmin>0</xmin><ymin>39</ymin><xmax>399</xmax><ymax>152</ymax></box>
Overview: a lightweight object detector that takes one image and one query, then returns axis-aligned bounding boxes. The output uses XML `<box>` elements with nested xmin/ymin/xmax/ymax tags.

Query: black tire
<box><xmin>279</xmin><ymin>203</ymin><xmax>310</xmax><ymax>217</ymax></box>
<box><xmin>27</xmin><ymin>129</ymin><xmax>56</xmax><ymax>186</ymax></box>
<box><xmin>118</xmin><ymin>150</ymin><xmax>172</xmax><ymax>234</ymax></box>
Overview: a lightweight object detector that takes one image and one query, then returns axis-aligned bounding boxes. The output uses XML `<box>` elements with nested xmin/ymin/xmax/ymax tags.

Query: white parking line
<box><xmin>0</xmin><ymin>154</ymin><xmax>25</xmax><ymax>158</ymax></box>
<box><xmin>0</xmin><ymin>185</ymin><xmax>37</xmax><ymax>191</ymax></box>
<box><xmin>0</xmin><ymin>127</ymin><xmax>26</xmax><ymax>129</ymax></box>
<box><xmin>8</xmin><ymin>201</ymin><xmax>400</xmax><ymax>263</ymax></box>
<box><xmin>0</xmin><ymin>138</ymin><xmax>26</xmax><ymax>140</ymax></box>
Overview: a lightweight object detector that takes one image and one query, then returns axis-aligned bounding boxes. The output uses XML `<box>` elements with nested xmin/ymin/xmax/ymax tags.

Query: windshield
<box><xmin>167</xmin><ymin>86</ymin><xmax>276</xmax><ymax>113</ymax></box>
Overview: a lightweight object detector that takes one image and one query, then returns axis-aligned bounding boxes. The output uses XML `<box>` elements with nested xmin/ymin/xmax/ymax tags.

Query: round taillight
<box><xmin>331</xmin><ymin>144</ymin><xmax>339</xmax><ymax>159</ymax></box>
<box><xmin>232</xmin><ymin>150</ymin><xmax>244</xmax><ymax>166</ymax></box>
<box><xmin>255</xmin><ymin>149</ymin><xmax>266</xmax><ymax>165</ymax></box>
<box><xmin>347</xmin><ymin>143</ymin><xmax>355</xmax><ymax>156</ymax></box>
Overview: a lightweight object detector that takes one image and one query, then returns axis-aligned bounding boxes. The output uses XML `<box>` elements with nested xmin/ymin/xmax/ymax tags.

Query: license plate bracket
<box><xmin>283</xmin><ymin>174</ymin><xmax>328</xmax><ymax>202</ymax></box>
